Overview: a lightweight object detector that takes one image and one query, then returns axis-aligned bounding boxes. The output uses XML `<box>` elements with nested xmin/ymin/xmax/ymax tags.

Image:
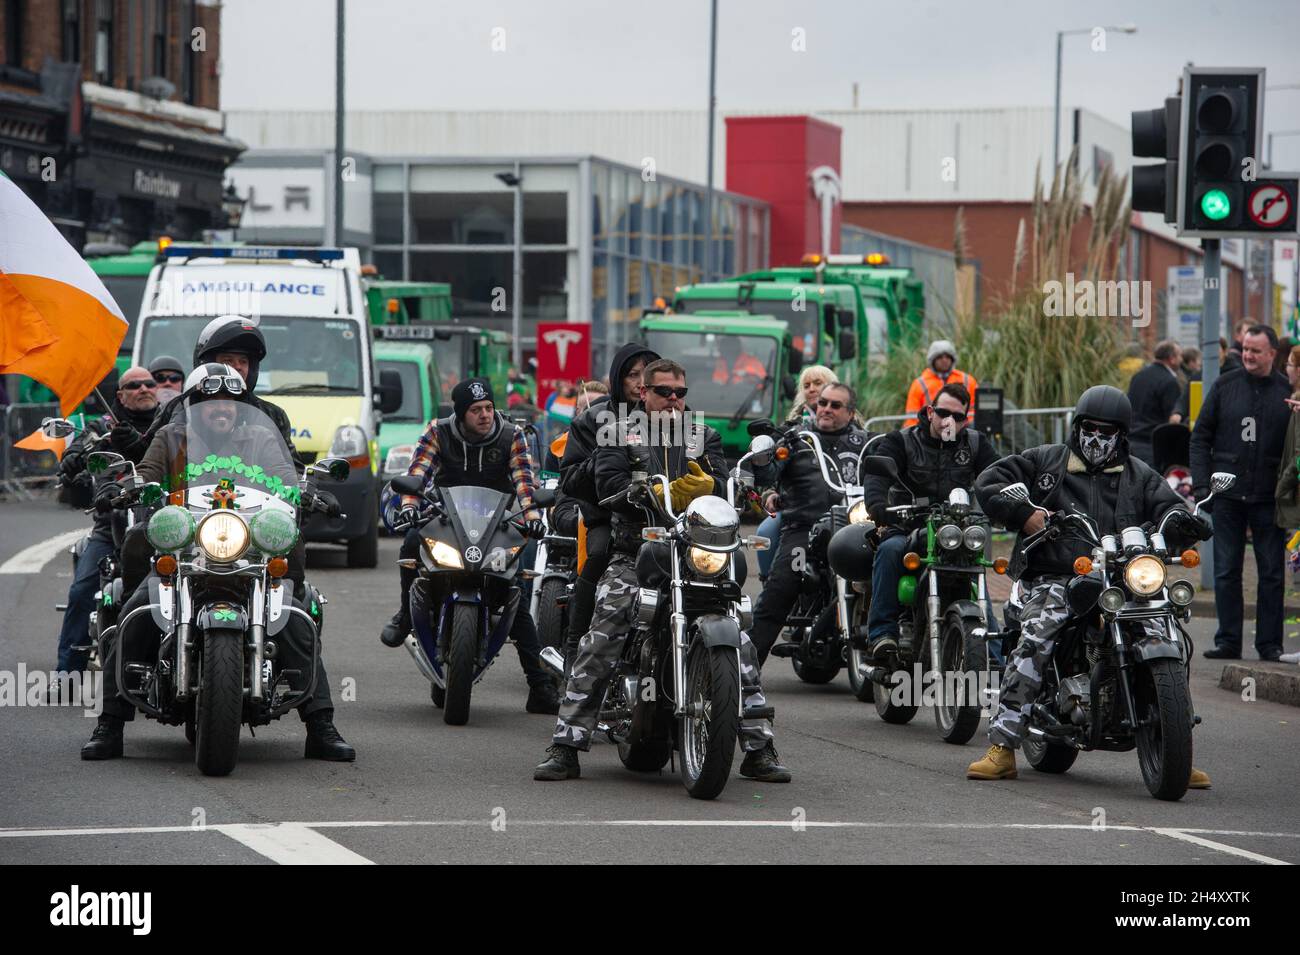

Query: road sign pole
<box><xmin>1200</xmin><ymin>238</ymin><xmax>1221</xmax><ymax>589</ymax></box>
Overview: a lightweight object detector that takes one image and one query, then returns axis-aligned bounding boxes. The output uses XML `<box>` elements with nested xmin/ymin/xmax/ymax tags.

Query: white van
<box><xmin>133</xmin><ymin>245</ymin><xmax>398</xmax><ymax>567</ymax></box>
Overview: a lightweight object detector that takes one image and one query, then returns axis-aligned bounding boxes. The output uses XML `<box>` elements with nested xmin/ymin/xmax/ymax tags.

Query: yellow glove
<box><xmin>666</xmin><ymin>461</ymin><xmax>715</xmax><ymax>511</ymax></box>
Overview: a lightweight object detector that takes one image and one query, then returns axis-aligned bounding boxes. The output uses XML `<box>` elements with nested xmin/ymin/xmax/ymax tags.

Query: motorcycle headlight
<box><xmin>848</xmin><ymin>501</ymin><xmax>870</xmax><ymax>525</ymax></box>
<box><xmin>963</xmin><ymin>525</ymin><xmax>988</xmax><ymax>551</ymax></box>
<box><xmin>688</xmin><ymin>546</ymin><xmax>729</xmax><ymax>577</ymax></box>
<box><xmin>683</xmin><ymin>496</ymin><xmax>740</xmax><ymax>549</ymax></box>
<box><xmin>147</xmin><ymin>505</ymin><xmax>196</xmax><ymax>552</ymax></box>
<box><xmin>330</xmin><ymin>424</ymin><xmax>368</xmax><ymax>459</ymax></box>
<box><xmin>937</xmin><ymin>524</ymin><xmax>962</xmax><ymax>551</ymax></box>
<box><xmin>1168</xmin><ymin>580</ymin><xmax>1195</xmax><ymax>607</ymax></box>
<box><xmin>196</xmin><ymin>511</ymin><xmax>250</xmax><ymax>562</ymax></box>
<box><xmin>424</xmin><ymin>538</ymin><xmax>464</xmax><ymax>569</ymax></box>
<box><xmin>1124</xmin><ymin>554</ymin><xmax>1167</xmax><ymax>597</ymax></box>
<box><xmin>1099</xmin><ymin>587</ymin><xmax>1126</xmax><ymax>613</ymax></box>
<box><xmin>249</xmin><ymin>508</ymin><xmax>298</xmax><ymax>556</ymax></box>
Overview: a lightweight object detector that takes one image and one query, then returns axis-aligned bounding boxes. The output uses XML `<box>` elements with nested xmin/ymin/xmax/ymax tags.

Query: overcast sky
<box><xmin>220</xmin><ymin>0</ymin><xmax>1300</xmax><ymax>167</ymax></box>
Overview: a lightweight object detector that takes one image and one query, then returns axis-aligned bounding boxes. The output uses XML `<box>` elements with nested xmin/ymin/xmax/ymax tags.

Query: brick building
<box><xmin>0</xmin><ymin>0</ymin><xmax>242</xmax><ymax>247</ymax></box>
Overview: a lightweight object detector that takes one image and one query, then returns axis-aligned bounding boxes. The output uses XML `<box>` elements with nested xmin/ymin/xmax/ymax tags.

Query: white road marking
<box><xmin>0</xmin><ymin>819</ymin><xmax>1292</xmax><ymax>864</ymax></box>
<box><xmin>217</xmin><ymin>823</ymin><xmax>374</xmax><ymax>865</ymax></box>
<box><xmin>0</xmin><ymin>529</ymin><xmax>86</xmax><ymax>575</ymax></box>
<box><xmin>1149</xmin><ymin>827</ymin><xmax>1290</xmax><ymax>865</ymax></box>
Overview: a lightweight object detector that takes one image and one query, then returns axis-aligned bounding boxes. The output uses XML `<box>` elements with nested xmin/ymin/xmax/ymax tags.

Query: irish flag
<box><xmin>0</xmin><ymin>173</ymin><xmax>127</xmax><ymax>415</ymax></box>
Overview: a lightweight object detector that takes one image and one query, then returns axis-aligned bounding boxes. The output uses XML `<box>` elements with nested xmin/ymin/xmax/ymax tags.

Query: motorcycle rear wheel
<box><xmin>874</xmin><ymin>665</ymin><xmax>918</xmax><ymax>724</ymax></box>
<box><xmin>791</xmin><ymin>654</ymin><xmax>840</xmax><ymax>684</ymax></box>
<box><xmin>680</xmin><ymin>643</ymin><xmax>740</xmax><ymax>800</ymax></box>
<box><xmin>1023</xmin><ymin>736</ymin><xmax>1078</xmax><ymax>773</ymax></box>
<box><xmin>194</xmin><ymin>630</ymin><xmax>243</xmax><ymax>776</ymax></box>
<box><xmin>536</xmin><ymin>577</ymin><xmax>568</xmax><ymax>690</ymax></box>
<box><xmin>618</xmin><ymin>738</ymin><xmax>673</xmax><ymax>772</ymax></box>
<box><xmin>442</xmin><ymin>603</ymin><xmax>478</xmax><ymax>726</ymax></box>
<box><xmin>1135</xmin><ymin>658</ymin><xmax>1193</xmax><ymax>801</ymax></box>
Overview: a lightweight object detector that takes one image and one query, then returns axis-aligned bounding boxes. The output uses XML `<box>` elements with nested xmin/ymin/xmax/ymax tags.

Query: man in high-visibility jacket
<box><xmin>712</xmin><ymin>336</ymin><xmax>769</xmax><ymax>386</ymax></box>
<box><xmin>904</xmin><ymin>340</ymin><xmax>977</xmax><ymax>426</ymax></box>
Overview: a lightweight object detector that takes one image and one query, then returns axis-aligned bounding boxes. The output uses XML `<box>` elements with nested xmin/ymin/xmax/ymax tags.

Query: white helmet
<box><xmin>926</xmin><ymin>340</ymin><xmax>957</xmax><ymax>367</ymax></box>
<box><xmin>184</xmin><ymin>362</ymin><xmax>246</xmax><ymax>397</ymax></box>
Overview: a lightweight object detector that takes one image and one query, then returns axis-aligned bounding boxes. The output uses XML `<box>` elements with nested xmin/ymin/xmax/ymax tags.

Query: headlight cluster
<box><xmin>962</xmin><ymin>525</ymin><xmax>988</xmax><ymax>552</ymax></box>
<box><xmin>848</xmin><ymin>501</ymin><xmax>870</xmax><ymax>525</ymax></box>
<box><xmin>147</xmin><ymin>505</ymin><xmax>196</xmax><ymax>552</ymax></box>
<box><xmin>424</xmin><ymin>538</ymin><xmax>464</xmax><ymax>569</ymax></box>
<box><xmin>937</xmin><ymin>524</ymin><xmax>963</xmax><ymax>551</ymax></box>
<box><xmin>196</xmin><ymin>512</ymin><xmax>250</xmax><ymax>562</ymax></box>
<box><xmin>249</xmin><ymin>508</ymin><xmax>298</xmax><ymax>556</ymax></box>
<box><xmin>688</xmin><ymin>546</ymin><xmax>729</xmax><ymax>577</ymax></box>
<box><xmin>1124</xmin><ymin>555</ymin><xmax>1167</xmax><ymax>596</ymax></box>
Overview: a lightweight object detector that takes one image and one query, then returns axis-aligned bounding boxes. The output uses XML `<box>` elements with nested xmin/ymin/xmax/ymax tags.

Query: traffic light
<box><xmin>1131</xmin><ymin>96</ymin><xmax>1180</xmax><ymax>223</ymax></box>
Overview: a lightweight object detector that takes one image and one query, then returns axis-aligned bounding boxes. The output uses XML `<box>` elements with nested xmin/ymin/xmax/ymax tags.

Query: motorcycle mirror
<box><xmin>999</xmin><ymin>482</ymin><xmax>1031</xmax><ymax>504</ymax></box>
<box><xmin>41</xmin><ymin>417</ymin><xmax>77</xmax><ymax>439</ymax></box>
<box><xmin>747</xmin><ymin>418</ymin><xmax>777</xmax><ymax>438</ymax></box>
<box><xmin>862</xmin><ymin>455</ymin><xmax>900</xmax><ymax>482</ymax></box>
<box><xmin>86</xmin><ymin>451</ymin><xmax>125</xmax><ymax>475</ymax></box>
<box><xmin>139</xmin><ymin>483</ymin><xmax>163</xmax><ymax>506</ymax></box>
<box><xmin>312</xmin><ymin>457</ymin><xmax>352</xmax><ymax>482</ymax></box>
<box><xmin>532</xmin><ymin>487</ymin><xmax>557</xmax><ymax>508</ymax></box>
<box><xmin>1210</xmin><ymin>472</ymin><xmax>1235</xmax><ymax>494</ymax></box>
<box><xmin>747</xmin><ymin>434</ymin><xmax>776</xmax><ymax>468</ymax></box>
<box><xmin>389</xmin><ymin>474</ymin><xmax>425</xmax><ymax>497</ymax></box>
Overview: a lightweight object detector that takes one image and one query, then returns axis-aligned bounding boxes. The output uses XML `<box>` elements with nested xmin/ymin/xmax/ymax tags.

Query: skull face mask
<box><xmin>1077</xmin><ymin>421</ymin><xmax>1120</xmax><ymax>466</ymax></box>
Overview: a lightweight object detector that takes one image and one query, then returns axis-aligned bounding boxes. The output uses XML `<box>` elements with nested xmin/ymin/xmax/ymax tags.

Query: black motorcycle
<box><xmin>528</xmin><ymin>475</ymin><xmax>577</xmax><ymax>679</ymax></box>
<box><xmin>388</xmin><ymin>475</ymin><xmax>554</xmax><ymax>724</ymax></box>
<box><xmin>992</xmin><ymin>473</ymin><xmax>1228</xmax><ymax>800</ymax></box>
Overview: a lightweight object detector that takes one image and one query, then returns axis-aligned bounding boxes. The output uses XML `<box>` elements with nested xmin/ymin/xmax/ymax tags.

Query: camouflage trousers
<box><xmin>552</xmin><ymin>553</ymin><xmax>775</xmax><ymax>752</ymax></box>
<box><xmin>989</xmin><ymin>575</ymin><xmax>1170</xmax><ymax>748</ymax></box>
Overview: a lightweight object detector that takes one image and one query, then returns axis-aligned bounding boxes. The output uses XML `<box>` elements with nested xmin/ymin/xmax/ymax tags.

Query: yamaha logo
<box><xmin>464</xmin><ymin>546</ymin><xmax>483</xmax><ymax>564</ymax></box>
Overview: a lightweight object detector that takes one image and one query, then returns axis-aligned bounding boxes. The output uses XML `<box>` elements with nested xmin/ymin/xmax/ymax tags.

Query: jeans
<box><xmin>1211</xmin><ymin>498</ymin><xmax>1286</xmax><ymax>657</ymax></box>
<box><xmin>56</xmin><ymin>534</ymin><xmax>114</xmax><ymax>673</ymax></box>
<box><xmin>866</xmin><ymin>534</ymin><xmax>911</xmax><ymax>643</ymax></box>
<box><xmin>756</xmin><ymin>512</ymin><xmax>782</xmax><ymax>578</ymax></box>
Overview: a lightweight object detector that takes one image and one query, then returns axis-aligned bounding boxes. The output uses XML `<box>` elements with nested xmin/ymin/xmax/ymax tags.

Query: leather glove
<box><xmin>665</xmin><ymin>461</ymin><xmax>715</xmax><ymax>511</ymax></box>
<box><xmin>109</xmin><ymin>421</ymin><xmax>141</xmax><ymax>451</ymax></box>
<box><xmin>315</xmin><ymin>490</ymin><xmax>342</xmax><ymax>518</ymax></box>
<box><xmin>398</xmin><ymin>505</ymin><xmax>421</xmax><ymax>527</ymax></box>
<box><xmin>93</xmin><ymin>481</ymin><xmax>121</xmax><ymax>514</ymax></box>
<box><xmin>520</xmin><ymin>518</ymin><xmax>546</xmax><ymax>540</ymax></box>
<box><xmin>60</xmin><ymin>453</ymin><xmax>86</xmax><ymax>481</ymax></box>
<box><xmin>1167</xmin><ymin>508</ymin><xmax>1213</xmax><ymax>542</ymax></box>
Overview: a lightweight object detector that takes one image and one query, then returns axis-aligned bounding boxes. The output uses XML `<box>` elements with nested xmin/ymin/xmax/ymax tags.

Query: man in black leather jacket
<box><xmin>749</xmin><ymin>382</ymin><xmax>874</xmax><ymax>664</ymax></box>
<box><xmin>965</xmin><ymin>385</ymin><xmax>1212</xmax><ymax>786</ymax></box>
<box><xmin>534</xmin><ymin>359</ymin><xmax>788</xmax><ymax>782</ymax></box>
<box><xmin>862</xmin><ymin>382</ymin><xmax>999</xmax><ymax>658</ymax></box>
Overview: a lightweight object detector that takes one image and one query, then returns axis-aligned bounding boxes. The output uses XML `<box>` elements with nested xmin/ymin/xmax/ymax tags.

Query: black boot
<box><xmin>81</xmin><ymin>715</ymin><xmax>124</xmax><ymax>761</ymax></box>
<box><xmin>380</xmin><ymin>565</ymin><xmax>417</xmax><ymax>647</ymax></box>
<box><xmin>304</xmin><ymin>710</ymin><xmax>356</xmax><ymax>761</ymax></box>
<box><xmin>534</xmin><ymin>742</ymin><xmax>581</xmax><ymax>780</ymax></box>
<box><xmin>526</xmin><ymin>682</ymin><xmax>560</xmax><ymax>714</ymax></box>
<box><xmin>740</xmin><ymin>741</ymin><xmax>792</xmax><ymax>782</ymax></box>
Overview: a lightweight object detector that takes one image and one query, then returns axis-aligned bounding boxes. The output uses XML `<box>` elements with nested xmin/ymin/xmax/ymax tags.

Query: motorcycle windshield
<box><xmin>442</xmin><ymin>484</ymin><xmax>510</xmax><ymax>545</ymax></box>
<box><xmin>164</xmin><ymin>395</ymin><xmax>300</xmax><ymax>517</ymax></box>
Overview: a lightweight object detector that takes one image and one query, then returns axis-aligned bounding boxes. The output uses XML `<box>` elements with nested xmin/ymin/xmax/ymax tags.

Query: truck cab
<box><xmin>638</xmin><ymin>312</ymin><xmax>803</xmax><ymax>458</ymax></box>
<box><xmin>374</xmin><ymin>340</ymin><xmax>441</xmax><ymax>483</ymax></box>
<box><xmin>373</xmin><ymin>322</ymin><xmax>510</xmax><ymax>407</ymax></box>
<box><xmin>132</xmin><ymin>245</ymin><xmax>399</xmax><ymax>567</ymax></box>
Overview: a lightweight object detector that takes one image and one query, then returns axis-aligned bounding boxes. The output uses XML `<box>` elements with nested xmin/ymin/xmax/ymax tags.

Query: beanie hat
<box><xmin>453</xmin><ymin>377</ymin><xmax>494</xmax><ymax>419</ymax></box>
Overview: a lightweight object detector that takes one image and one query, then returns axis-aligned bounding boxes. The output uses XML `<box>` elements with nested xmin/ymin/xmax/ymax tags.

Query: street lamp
<box><xmin>1054</xmin><ymin>23</ymin><xmax>1137</xmax><ymax>170</ymax></box>
<box><xmin>496</xmin><ymin>167</ymin><xmax>524</xmax><ymax>369</ymax></box>
<box><xmin>221</xmin><ymin>181</ymin><xmax>248</xmax><ymax>236</ymax></box>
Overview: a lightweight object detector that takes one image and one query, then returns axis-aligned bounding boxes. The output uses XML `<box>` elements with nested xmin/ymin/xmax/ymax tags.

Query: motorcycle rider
<box><xmin>556</xmin><ymin>343</ymin><xmax>660</xmax><ymax>668</ymax></box>
<box><xmin>378</xmin><ymin>377</ymin><xmax>560</xmax><ymax>715</ymax></box>
<box><xmin>965</xmin><ymin>385</ymin><xmax>1212</xmax><ymax>787</ymax></box>
<box><xmin>81</xmin><ymin>364</ymin><xmax>355</xmax><ymax>761</ymax></box>
<box><xmin>54</xmin><ymin>366</ymin><xmax>161</xmax><ymax>676</ymax></box>
<box><xmin>534</xmin><ymin>358</ymin><xmax>789</xmax><ymax>782</ymax></box>
<box><xmin>862</xmin><ymin>382</ymin><xmax>999</xmax><ymax>658</ymax></box>
<box><xmin>148</xmin><ymin>354</ymin><xmax>187</xmax><ymax>404</ymax></box>
<box><xmin>749</xmin><ymin>382</ymin><xmax>874</xmax><ymax>664</ymax></box>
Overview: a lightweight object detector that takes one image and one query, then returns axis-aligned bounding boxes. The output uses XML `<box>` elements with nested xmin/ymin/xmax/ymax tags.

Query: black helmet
<box><xmin>1072</xmin><ymin>385</ymin><xmax>1131</xmax><ymax>433</ymax></box>
<box><xmin>194</xmin><ymin>315</ymin><xmax>267</xmax><ymax>390</ymax></box>
<box><xmin>827</xmin><ymin>523</ymin><xmax>877</xmax><ymax>583</ymax></box>
<box><xmin>148</xmin><ymin>354</ymin><xmax>186</xmax><ymax>377</ymax></box>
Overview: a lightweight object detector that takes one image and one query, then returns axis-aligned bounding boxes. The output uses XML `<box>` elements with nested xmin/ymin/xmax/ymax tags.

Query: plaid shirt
<box><xmin>402</xmin><ymin>418</ymin><xmax>537</xmax><ymax>511</ymax></box>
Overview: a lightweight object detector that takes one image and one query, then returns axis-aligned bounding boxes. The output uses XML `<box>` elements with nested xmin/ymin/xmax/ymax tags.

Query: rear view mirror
<box><xmin>838</xmin><ymin>331</ymin><xmax>856</xmax><ymax>361</ymax></box>
<box><xmin>787</xmin><ymin>348</ymin><xmax>804</xmax><ymax>375</ymax></box>
<box><xmin>532</xmin><ymin>487</ymin><xmax>557</xmax><ymax>508</ymax></box>
<box><xmin>312</xmin><ymin>457</ymin><xmax>352</xmax><ymax>482</ymax></box>
<box><xmin>838</xmin><ymin>308</ymin><xmax>856</xmax><ymax>329</ymax></box>
<box><xmin>87</xmin><ymin>451</ymin><xmax>125</xmax><ymax>475</ymax></box>
<box><xmin>781</xmin><ymin>376</ymin><xmax>797</xmax><ymax>401</ymax></box>
<box><xmin>999</xmin><ymin>482</ymin><xmax>1031</xmax><ymax>504</ymax></box>
<box><xmin>747</xmin><ymin>434</ymin><xmax>776</xmax><ymax>468</ymax></box>
<box><xmin>41</xmin><ymin>417</ymin><xmax>77</xmax><ymax>439</ymax></box>
<box><xmin>1210</xmin><ymin>472</ymin><xmax>1235</xmax><ymax>494</ymax></box>
<box><xmin>747</xmin><ymin>418</ymin><xmax>776</xmax><ymax>437</ymax></box>
<box><xmin>862</xmin><ymin>455</ymin><xmax>900</xmax><ymax>482</ymax></box>
<box><xmin>376</xmin><ymin>368</ymin><xmax>404</xmax><ymax>415</ymax></box>
<box><xmin>389</xmin><ymin>475</ymin><xmax>425</xmax><ymax>497</ymax></box>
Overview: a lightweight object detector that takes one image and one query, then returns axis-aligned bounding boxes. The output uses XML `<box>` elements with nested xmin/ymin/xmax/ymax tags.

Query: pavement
<box><xmin>2</xmin><ymin>495</ymin><xmax>1299</xmax><ymax>865</ymax></box>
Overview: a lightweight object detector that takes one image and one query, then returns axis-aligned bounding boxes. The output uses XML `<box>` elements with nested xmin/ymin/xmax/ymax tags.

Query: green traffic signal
<box><xmin>1201</xmin><ymin>189</ymin><xmax>1231</xmax><ymax>221</ymax></box>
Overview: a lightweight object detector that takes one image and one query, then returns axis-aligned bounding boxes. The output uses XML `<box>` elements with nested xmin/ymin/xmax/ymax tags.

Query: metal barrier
<box><xmin>864</xmin><ymin>406</ymin><xmax>1076</xmax><ymax>456</ymax></box>
<box><xmin>2</xmin><ymin>402</ymin><xmax>62</xmax><ymax>497</ymax></box>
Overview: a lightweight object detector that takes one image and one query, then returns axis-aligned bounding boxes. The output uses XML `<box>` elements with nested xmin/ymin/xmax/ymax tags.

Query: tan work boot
<box><xmin>1188</xmin><ymin>767</ymin><xmax>1211</xmax><ymax>790</ymax></box>
<box><xmin>966</xmin><ymin>744</ymin><xmax>1018</xmax><ymax>780</ymax></box>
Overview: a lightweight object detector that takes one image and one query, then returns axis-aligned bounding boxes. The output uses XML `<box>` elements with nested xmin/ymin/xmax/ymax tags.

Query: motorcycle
<box><xmin>552</xmin><ymin>435</ymin><xmax>774</xmax><ymax>800</ymax></box>
<box><xmin>104</xmin><ymin>399</ymin><xmax>347</xmax><ymax>776</ymax></box>
<box><xmin>858</xmin><ymin>454</ymin><xmax>1003</xmax><ymax>744</ymax></box>
<box><xmin>992</xmin><ymin>472</ymin><xmax>1231</xmax><ymax>801</ymax></box>
<box><xmin>762</xmin><ymin>426</ymin><xmax>880</xmax><ymax>700</ymax></box>
<box><xmin>527</xmin><ymin>474</ymin><xmax>577</xmax><ymax>676</ymax></box>
<box><xmin>387</xmin><ymin>474</ymin><xmax>556</xmax><ymax>725</ymax></box>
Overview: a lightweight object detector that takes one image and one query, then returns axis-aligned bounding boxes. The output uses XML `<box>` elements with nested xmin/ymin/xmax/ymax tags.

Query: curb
<box><xmin>1217</xmin><ymin>662</ymin><xmax>1300</xmax><ymax>707</ymax></box>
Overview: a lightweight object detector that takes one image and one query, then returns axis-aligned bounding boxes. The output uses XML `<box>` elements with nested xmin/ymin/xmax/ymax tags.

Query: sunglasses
<box><xmin>153</xmin><ymin>372</ymin><xmax>184</xmax><ymax>384</ymax></box>
<box><xmin>817</xmin><ymin>398</ymin><xmax>846</xmax><ymax>410</ymax></box>
<box><xmin>120</xmin><ymin>379</ymin><xmax>158</xmax><ymax>391</ymax></box>
<box><xmin>649</xmin><ymin>385</ymin><xmax>688</xmax><ymax>399</ymax></box>
<box><xmin>1079</xmin><ymin>420</ymin><xmax>1120</xmax><ymax>437</ymax></box>
<box><xmin>930</xmin><ymin>407</ymin><xmax>967</xmax><ymax>422</ymax></box>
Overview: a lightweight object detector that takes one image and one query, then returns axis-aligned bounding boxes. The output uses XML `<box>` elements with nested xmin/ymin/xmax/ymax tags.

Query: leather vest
<box><xmin>432</xmin><ymin>415</ymin><xmax>515</xmax><ymax>494</ymax></box>
<box><xmin>902</xmin><ymin>425</ymin><xmax>983</xmax><ymax>501</ymax></box>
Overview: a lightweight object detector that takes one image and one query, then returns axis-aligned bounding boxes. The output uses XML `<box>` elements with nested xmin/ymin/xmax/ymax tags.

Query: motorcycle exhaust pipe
<box><xmin>538</xmin><ymin>645</ymin><xmax>565</xmax><ymax>676</ymax></box>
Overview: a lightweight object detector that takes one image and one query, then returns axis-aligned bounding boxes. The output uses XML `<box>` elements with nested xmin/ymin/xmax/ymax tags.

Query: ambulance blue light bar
<box><xmin>163</xmin><ymin>246</ymin><xmax>345</xmax><ymax>262</ymax></box>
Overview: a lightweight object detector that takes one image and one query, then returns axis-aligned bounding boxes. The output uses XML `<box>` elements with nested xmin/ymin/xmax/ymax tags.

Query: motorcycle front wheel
<box><xmin>934</xmin><ymin>614</ymin><xmax>987</xmax><ymax>745</ymax></box>
<box><xmin>442</xmin><ymin>603</ymin><xmax>479</xmax><ymax>726</ymax></box>
<box><xmin>846</xmin><ymin>600</ymin><xmax>874</xmax><ymax>702</ymax></box>
<box><xmin>194</xmin><ymin>630</ymin><xmax>243</xmax><ymax>776</ymax></box>
<box><xmin>679</xmin><ymin>642</ymin><xmax>740</xmax><ymax>800</ymax></box>
<box><xmin>536</xmin><ymin>577</ymin><xmax>568</xmax><ymax>690</ymax></box>
<box><xmin>1134</xmin><ymin>658</ymin><xmax>1193</xmax><ymax>801</ymax></box>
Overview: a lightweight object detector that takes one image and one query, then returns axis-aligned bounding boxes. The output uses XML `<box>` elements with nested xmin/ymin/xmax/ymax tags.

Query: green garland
<box><xmin>166</xmin><ymin>454</ymin><xmax>302</xmax><ymax>506</ymax></box>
